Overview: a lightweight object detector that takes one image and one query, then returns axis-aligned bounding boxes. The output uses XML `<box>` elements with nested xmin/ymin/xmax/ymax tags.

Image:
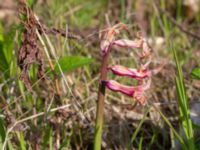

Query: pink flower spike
<box><xmin>113</xmin><ymin>39</ymin><xmax>142</xmax><ymax>48</ymax></box>
<box><xmin>108</xmin><ymin>65</ymin><xmax>150</xmax><ymax>79</ymax></box>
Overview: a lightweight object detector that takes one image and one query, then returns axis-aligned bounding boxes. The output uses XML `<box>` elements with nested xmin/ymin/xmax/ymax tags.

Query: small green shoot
<box><xmin>16</xmin><ymin>132</ymin><xmax>26</xmax><ymax>150</ymax></box>
<box><xmin>0</xmin><ymin>118</ymin><xmax>6</xmax><ymax>144</ymax></box>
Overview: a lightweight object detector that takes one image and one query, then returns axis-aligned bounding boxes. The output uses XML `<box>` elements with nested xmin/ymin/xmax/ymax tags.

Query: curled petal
<box><xmin>103</xmin><ymin>80</ymin><xmax>138</xmax><ymax>97</ymax></box>
<box><xmin>142</xmin><ymin>59</ymin><xmax>152</xmax><ymax>68</ymax></box>
<box><xmin>100</xmin><ymin>40</ymin><xmax>111</xmax><ymax>55</ymax></box>
<box><xmin>133</xmin><ymin>79</ymin><xmax>151</xmax><ymax>105</ymax></box>
<box><xmin>113</xmin><ymin>39</ymin><xmax>142</xmax><ymax>48</ymax></box>
<box><xmin>140</xmin><ymin>79</ymin><xmax>151</xmax><ymax>91</ymax></box>
<box><xmin>113</xmin><ymin>38</ymin><xmax>152</xmax><ymax>59</ymax></box>
<box><xmin>108</xmin><ymin>65</ymin><xmax>150</xmax><ymax>79</ymax></box>
<box><xmin>100</xmin><ymin>30</ymin><xmax>115</xmax><ymax>55</ymax></box>
<box><xmin>141</xmin><ymin>39</ymin><xmax>151</xmax><ymax>58</ymax></box>
<box><xmin>150</xmin><ymin>62</ymin><xmax>165</xmax><ymax>75</ymax></box>
<box><xmin>103</xmin><ymin>79</ymin><xmax>151</xmax><ymax>104</ymax></box>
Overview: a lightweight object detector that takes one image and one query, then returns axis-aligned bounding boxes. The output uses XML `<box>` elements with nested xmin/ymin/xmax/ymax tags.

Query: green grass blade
<box><xmin>0</xmin><ymin>118</ymin><xmax>6</xmax><ymax>143</ymax></box>
<box><xmin>16</xmin><ymin>132</ymin><xmax>26</xmax><ymax>150</ymax></box>
<box><xmin>138</xmin><ymin>135</ymin><xmax>143</xmax><ymax>150</ymax></box>
<box><xmin>42</xmin><ymin>127</ymin><xmax>52</xmax><ymax>150</ymax></box>
<box><xmin>131</xmin><ymin>107</ymin><xmax>150</xmax><ymax>143</ymax></box>
<box><xmin>172</xmin><ymin>43</ymin><xmax>195</xmax><ymax>150</ymax></box>
<box><xmin>120</xmin><ymin>0</ymin><xmax>126</xmax><ymax>23</ymax></box>
<box><xmin>0</xmin><ymin>25</ymin><xmax>8</xmax><ymax>72</ymax></box>
<box><xmin>152</xmin><ymin>104</ymin><xmax>187</xmax><ymax>150</ymax></box>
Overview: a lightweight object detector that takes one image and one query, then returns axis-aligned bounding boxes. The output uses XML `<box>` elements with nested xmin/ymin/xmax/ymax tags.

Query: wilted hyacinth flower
<box><xmin>94</xmin><ymin>24</ymin><xmax>159</xmax><ymax>149</ymax></box>
<box><xmin>99</xmin><ymin>24</ymin><xmax>158</xmax><ymax>105</ymax></box>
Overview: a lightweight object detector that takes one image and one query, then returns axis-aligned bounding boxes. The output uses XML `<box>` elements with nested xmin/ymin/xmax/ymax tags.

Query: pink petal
<box><xmin>100</xmin><ymin>40</ymin><xmax>111</xmax><ymax>55</ymax></box>
<box><xmin>103</xmin><ymin>79</ymin><xmax>151</xmax><ymax>105</ymax></box>
<box><xmin>150</xmin><ymin>63</ymin><xmax>165</xmax><ymax>75</ymax></box>
<box><xmin>99</xmin><ymin>27</ymin><xmax>117</xmax><ymax>55</ymax></box>
<box><xmin>133</xmin><ymin>92</ymin><xmax>146</xmax><ymax>105</ymax></box>
<box><xmin>113</xmin><ymin>38</ymin><xmax>152</xmax><ymax>59</ymax></box>
<box><xmin>108</xmin><ymin>65</ymin><xmax>150</xmax><ymax>79</ymax></box>
<box><xmin>103</xmin><ymin>80</ymin><xmax>137</xmax><ymax>97</ymax></box>
<box><xmin>113</xmin><ymin>39</ymin><xmax>142</xmax><ymax>48</ymax></box>
<box><xmin>132</xmin><ymin>79</ymin><xmax>151</xmax><ymax>105</ymax></box>
<box><xmin>140</xmin><ymin>79</ymin><xmax>151</xmax><ymax>91</ymax></box>
<box><xmin>141</xmin><ymin>39</ymin><xmax>151</xmax><ymax>58</ymax></box>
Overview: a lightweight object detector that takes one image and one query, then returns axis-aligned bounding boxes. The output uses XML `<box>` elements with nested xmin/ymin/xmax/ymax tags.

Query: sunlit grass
<box><xmin>172</xmin><ymin>43</ymin><xmax>195</xmax><ymax>150</ymax></box>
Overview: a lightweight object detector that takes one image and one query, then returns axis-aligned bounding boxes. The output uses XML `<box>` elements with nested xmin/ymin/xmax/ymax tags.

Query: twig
<box><xmin>42</xmin><ymin>25</ymin><xmax>82</xmax><ymax>40</ymax></box>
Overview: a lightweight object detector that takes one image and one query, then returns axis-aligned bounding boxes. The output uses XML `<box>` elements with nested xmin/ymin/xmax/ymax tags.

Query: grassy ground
<box><xmin>0</xmin><ymin>0</ymin><xmax>200</xmax><ymax>149</ymax></box>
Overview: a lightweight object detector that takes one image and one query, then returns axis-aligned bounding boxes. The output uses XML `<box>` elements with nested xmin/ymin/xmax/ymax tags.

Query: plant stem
<box><xmin>94</xmin><ymin>52</ymin><xmax>109</xmax><ymax>150</ymax></box>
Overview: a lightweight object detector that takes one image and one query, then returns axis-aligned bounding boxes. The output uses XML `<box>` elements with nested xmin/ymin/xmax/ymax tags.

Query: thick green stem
<box><xmin>94</xmin><ymin>52</ymin><xmax>109</xmax><ymax>150</ymax></box>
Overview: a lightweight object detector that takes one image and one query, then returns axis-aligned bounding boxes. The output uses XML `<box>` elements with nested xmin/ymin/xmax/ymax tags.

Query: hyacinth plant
<box><xmin>94</xmin><ymin>23</ymin><xmax>161</xmax><ymax>150</ymax></box>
